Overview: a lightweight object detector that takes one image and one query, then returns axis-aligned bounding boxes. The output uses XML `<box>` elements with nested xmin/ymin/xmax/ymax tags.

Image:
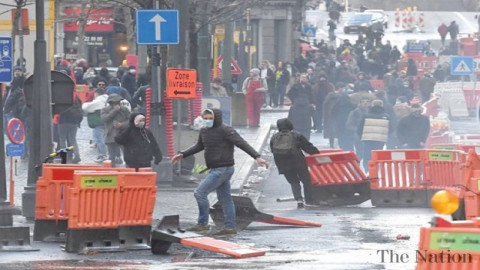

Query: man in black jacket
<box><xmin>271</xmin><ymin>118</ymin><xmax>320</xmax><ymax>208</ymax></box>
<box><xmin>172</xmin><ymin>108</ymin><xmax>268</xmax><ymax>236</ymax></box>
<box><xmin>396</xmin><ymin>104</ymin><xmax>430</xmax><ymax>149</ymax></box>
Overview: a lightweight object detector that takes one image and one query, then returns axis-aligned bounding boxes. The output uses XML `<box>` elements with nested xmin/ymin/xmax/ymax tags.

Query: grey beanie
<box><xmin>250</xmin><ymin>68</ymin><xmax>260</xmax><ymax>75</ymax></box>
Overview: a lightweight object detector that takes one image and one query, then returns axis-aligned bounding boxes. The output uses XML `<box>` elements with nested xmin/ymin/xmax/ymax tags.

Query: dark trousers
<box><xmin>338</xmin><ymin>132</ymin><xmax>354</xmax><ymax>151</ymax></box>
<box><xmin>106</xmin><ymin>142</ymin><xmax>122</xmax><ymax>167</ymax></box>
<box><xmin>283</xmin><ymin>169</ymin><xmax>314</xmax><ymax>203</ymax></box>
<box><xmin>58</xmin><ymin>123</ymin><xmax>80</xmax><ymax>162</ymax></box>
<box><xmin>313</xmin><ymin>104</ymin><xmax>323</xmax><ymax>131</ymax></box>
<box><xmin>275</xmin><ymin>84</ymin><xmax>287</xmax><ymax>107</ymax></box>
<box><xmin>362</xmin><ymin>141</ymin><xmax>385</xmax><ymax>172</ymax></box>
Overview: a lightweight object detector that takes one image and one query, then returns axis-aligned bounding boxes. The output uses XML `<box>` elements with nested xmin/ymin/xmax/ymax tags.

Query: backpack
<box><xmin>87</xmin><ymin>109</ymin><xmax>102</xmax><ymax>128</ymax></box>
<box><xmin>272</xmin><ymin>131</ymin><xmax>297</xmax><ymax>155</ymax></box>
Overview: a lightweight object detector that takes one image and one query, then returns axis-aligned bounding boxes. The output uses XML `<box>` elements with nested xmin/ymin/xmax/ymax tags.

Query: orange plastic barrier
<box><xmin>462</xmin><ymin>89</ymin><xmax>479</xmax><ymax>112</ymax></box>
<box><xmin>35</xmin><ymin>164</ymin><xmax>148</xmax><ymax>221</ymax></box>
<box><xmin>425</xmin><ymin>131</ymin><xmax>451</xmax><ymax>148</ymax></box>
<box><xmin>68</xmin><ymin>172</ymin><xmax>157</xmax><ymax>229</ymax></box>
<box><xmin>370</xmin><ymin>150</ymin><xmax>424</xmax><ymax>190</ymax></box>
<box><xmin>422</xmin><ymin>97</ymin><xmax>439</xmax><ymax>118</ymax></box>
<box><xmin>423</xmin><ymin>149</ymin><xmax>465</xmax><ymax>189</ymax></box>
<box><xmin>370</xmin><ymin>150</ymin><xmax>464</xmax><ymax>190</ymax></box>
<box><xmin>457</xmin><ymin>134</ymin><xmax>480</xmax><ymax>141</ymax></box>
<box><xmin>432</xmin><ymin>144</ymin><xmax>480</xmax><ymax>154</ymax></box>
<box><xmin>416</xmin><ymin>227</ymin><xmax>480</xmax><ymax>270</ymax></box>
<box><xmin>74</xmin><ymin>84</ymin><xmax>90</xmax><ymax>103</ymax></box>
<box><xmin>305</xmin><ymin>151</ymin><xmax>367</xmax><ymax>186</ymax></box>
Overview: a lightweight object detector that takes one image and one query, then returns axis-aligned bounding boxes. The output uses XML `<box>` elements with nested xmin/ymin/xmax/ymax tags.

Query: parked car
<box><xmin>363</xmin><ymin>9</ymin><xmax>389</xmax><ymax>29</ymax></box>
<box><xmin>343</xmin><ymin>13</ymin><xmax>384</xmax><ymax>34</ymax></box>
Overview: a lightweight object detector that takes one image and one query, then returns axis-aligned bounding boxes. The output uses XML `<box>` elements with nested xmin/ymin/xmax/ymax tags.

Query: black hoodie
<box><xmin>181</xmin><ymin>108</ymin><xmax>260</xmax><ymax>169</ymax></box>
<box><xmin>115</xmin><ymin>112</ymin><xmax>162</xmax><ymax>168</ymax></box>
<box><xmin>270</xmin><ymin>118</ymin><xmax>319</xmax><ymax>174</ymax></box>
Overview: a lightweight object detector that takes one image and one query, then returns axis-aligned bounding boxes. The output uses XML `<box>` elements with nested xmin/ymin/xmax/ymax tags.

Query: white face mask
<box><xmin>135</xmin><ymin>122</ymin><xmax>145</xmax><ymax>128</ymax></box>
<box><xmin>129</xmin><ymin>69</ymin><xmax>136</xmax><ymax>74</ymax></box>
<box><xmin>204</xmin><ymin>119</ymin><xmax>214</xmax><ymax>128</ymax></box>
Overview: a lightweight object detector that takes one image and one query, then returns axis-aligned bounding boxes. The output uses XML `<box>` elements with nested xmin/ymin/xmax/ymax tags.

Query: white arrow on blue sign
<box><xmin>0</xmin><ymin>37</ymin><xmax>13</xmax><ymax>83</ymax></box>
<box><xmin>136</xmin><ymin>10</ymin><xmax>179</xmax><ymax>45</ymax></box>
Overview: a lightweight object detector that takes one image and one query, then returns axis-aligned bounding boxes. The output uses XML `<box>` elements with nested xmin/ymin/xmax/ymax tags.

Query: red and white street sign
<box><xmin>217</xmin><ymin>56</ymin><xmax>243</xmax><ymax>75</ymax></box>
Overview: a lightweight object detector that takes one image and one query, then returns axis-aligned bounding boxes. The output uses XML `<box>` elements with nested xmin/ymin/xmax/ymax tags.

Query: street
<box><xmin>4</xmin><ymin>114</ymin><xmax>476</xmax><ymax>269</ymax></box>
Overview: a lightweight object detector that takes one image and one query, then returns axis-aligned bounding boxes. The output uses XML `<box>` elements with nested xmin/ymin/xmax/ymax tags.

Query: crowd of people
<box><xmin>2</xmin><ymin>58</ymin><xmax>160</xmax><ymax>169</ymax></box>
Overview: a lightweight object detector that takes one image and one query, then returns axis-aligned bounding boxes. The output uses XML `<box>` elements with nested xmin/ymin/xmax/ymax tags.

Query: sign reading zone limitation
<box><xmin>166</xmin><ymin>68</ymin><xmax>197</xmax><ymax>99</ymax></box>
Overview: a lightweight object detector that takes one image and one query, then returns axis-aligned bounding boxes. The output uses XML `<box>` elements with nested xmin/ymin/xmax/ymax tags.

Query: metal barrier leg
<box><xmin>310</xmin><ymin>182</ymin><xmax>371</xmax><ymax>206</ymax></box>
<box><xmin>119</xmin><ymin>225</ymin><xmax>151</xmax><ymax>250</ymax></box>
<box><xmin>0</xmin><ymin>226</ymin><xmax>39</xmax><ymax>251</ymax></box>
<box><xmin>371</xmin><ymin>189</ymin><xmax>429</xmax><ymax>207</ymax></box>
<box><xmin>65</xmin><ymin>228</ymin><xmax>124</xmax><ymax>253</ymax></box>
<box><xmin>33</xmin><ymin>220</ymin><xmax>67</xmax><ymax>242</ymax></box>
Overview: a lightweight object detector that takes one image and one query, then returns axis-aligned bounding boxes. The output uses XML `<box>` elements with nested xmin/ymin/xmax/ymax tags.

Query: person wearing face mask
<box><xmin>396</xmin><ymin>103</ymin><xmax>430</xmax><ymax>149</ymax></box>
<box><xmin>115</xmin><ymin>113</ymin><xmax>162</xmax><ymax>170</ymax></box>
<box><xmin>121</xmin><ymin>65</ymin><xmax>137</xmax><ymax>97</ymax></box>
<box><xmin>171</xmin><ymin>108</ymin><xmax>269</xmax><ymax>237</ymax></box>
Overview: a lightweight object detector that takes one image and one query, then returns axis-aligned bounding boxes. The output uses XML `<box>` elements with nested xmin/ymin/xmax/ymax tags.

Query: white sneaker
<box><xmin>265</xmin><ymin>105</ymin><xmax>272</xmax><ymax>109</ymax></box>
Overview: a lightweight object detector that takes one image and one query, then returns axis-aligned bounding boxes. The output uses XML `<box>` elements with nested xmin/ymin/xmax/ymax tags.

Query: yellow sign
<box><xmin>81</xmin><ymin>175</ymin><xmax>118</xmax><ymax>188</ymax></box>
<box><xmin>428</xmin><ymin>152</ymin><xmax>454</xmax><ymax>161</ymax></box>
<box><xmin>233</xmin><ymin>31</ymin><xmax>246</xmax><ymax>44</ymax></box>
<box><xmin>215</xmin><ymin>24</ymin><xmax>225</xmax><ymax>41</ymax></box>
<box><xmin>246</xmin><ymin>45</ymin><xmax>256</xmax><ymax>55</ymax></box>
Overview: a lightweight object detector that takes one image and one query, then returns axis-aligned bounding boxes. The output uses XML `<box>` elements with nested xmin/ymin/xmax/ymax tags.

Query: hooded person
<box><xmin>270</xmin><ymin>118</ymin><xmax>320</xmax><ymax>207</ymax></box>
<box><xmin>172</xmin><ymin>108</ymin><xmax>269</xmax><ymax>236</ymax></box>
<box><xmin>101</xmin><ymin>93</ymin><xmax>131</xmax><ymax>166</ymax></box>
<box><xmin>115</xmin><ymin>113</ymin><xmax>162</xmax><ymax>169</ymax></box>
<box><xmin>121</xmin><ymin>65</ymin><xmax>137</xmax><ymax>96</ymax></box>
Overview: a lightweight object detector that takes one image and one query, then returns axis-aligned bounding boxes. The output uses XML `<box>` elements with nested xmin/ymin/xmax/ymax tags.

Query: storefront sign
<box><xmin>64</xmin><ymin>8</ymin><xmax>113</xmax><ymax>32</ymax></box>
<box><xmin>72</xmin><ymin>36</ymin><xmax>105</xmax><ymax>46</ymax></box>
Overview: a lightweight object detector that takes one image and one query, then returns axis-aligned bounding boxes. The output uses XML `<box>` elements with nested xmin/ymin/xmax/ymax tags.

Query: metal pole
<box><xmin>221</xmin><ymin>20</ymin><xmax>233</xmax><ymax>84</ymax></box>
<box><xmin>246</xmin><ymin>8</ymin><xmax>251</xmax><ymax>71</ymax></box>
<box><xmin>150</xmin><ymin>0</ymin><xmax>172</xmax><ymax>182</ymax></box>
<box><xmin>9</xmin><ymin>157</ymin><xmax>14</xmax><ymax>206</ymax></box>
<box><xmin>197</xmin><ymin>3</ymin><xmax>211</xmax><ymax>95</ymax></box>
<box><xmin>18</xmin><ymin>8</ymin><xmax>24</xmax><ymax>71</ymax></box>
<box><xmin>23</xmin><ymin>0</ymin><xmax>53</xmax><ymax>220</ymax></box>
<box><xmin>176</xmin><ymin>100</ymin><xmax>181</xmax><ymax>175</ymax></box>
<box><xmin>0</xmin><ymin>83</ymin><xmax>6</xmax><ymax>202</ymax></box>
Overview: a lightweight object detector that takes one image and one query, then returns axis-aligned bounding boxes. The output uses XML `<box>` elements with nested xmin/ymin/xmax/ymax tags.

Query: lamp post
<box><xmin>23</xmin><ymin>0</ymin><xmax>53</xmax><ymax>220</ymax></box>
<box><xmin>246</xmin><ymin>8</ymin><xmax>251</xmax><ymax>71</ymax></box>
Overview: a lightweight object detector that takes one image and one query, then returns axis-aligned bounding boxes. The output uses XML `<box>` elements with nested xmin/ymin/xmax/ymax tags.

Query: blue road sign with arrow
<box><xmin>136</xmin><ymin>10</ymin><xmax>179</xmax><ymax>45</ymax></box>
<box><xmin>0</xmin><ymin>37</ymin><xmax>13</xmax><ymax>83</ymax></box>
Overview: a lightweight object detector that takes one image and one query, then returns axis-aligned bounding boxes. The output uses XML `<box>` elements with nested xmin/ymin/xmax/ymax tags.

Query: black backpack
<box><xmin>272</xmin><ymin>131</ymin><xmax>297</xmax><ymax>155</ymax></box>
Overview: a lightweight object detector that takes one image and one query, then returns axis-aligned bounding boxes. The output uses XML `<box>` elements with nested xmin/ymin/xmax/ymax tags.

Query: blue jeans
<box><xmin>92</xmin><ymin>126</ymin><xmax>106</xmax><ymax>156</ymax></box>
<box><xmin>194</xmin><ymin>166</ymin><xmax>235</xmax><ymax>229</ymax></box>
